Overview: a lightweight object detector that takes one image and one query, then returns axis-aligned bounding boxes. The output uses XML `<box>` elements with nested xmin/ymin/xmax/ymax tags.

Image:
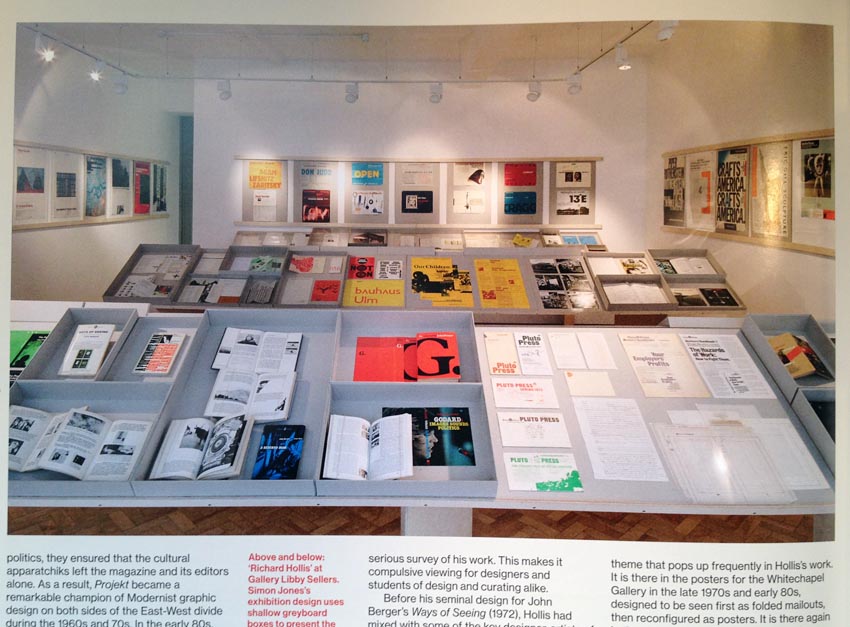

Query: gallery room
<box><xmin>5</xmin><ymin>2</ymin><xmax>845</xmax><ymax>539</ymax></box>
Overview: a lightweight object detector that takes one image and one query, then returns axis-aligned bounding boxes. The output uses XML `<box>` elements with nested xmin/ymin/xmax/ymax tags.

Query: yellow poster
<box><xmin>343</xmin><ymin>279</ymin><xmax>405</xmax><ymax>307</ymax></box>
<box><xmin>410</xmin><ymin>257</ymin><xmax>473</xmax><ymax>307</ymax></box>
<box><xmin>475</xmin><ymin>258</ymin><xmax>530</xmax><ymax>309</ymax></box>
<box><xmin>248</xmin><ymin>160</ymin><xmax>283</xmax><ymax>189</ymax></box>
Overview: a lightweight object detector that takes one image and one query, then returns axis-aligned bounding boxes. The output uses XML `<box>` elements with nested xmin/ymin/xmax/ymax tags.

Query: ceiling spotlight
<box><xmin>567</xmin><ymin>72</ymin><xmax>582</xmax><ymax>95</ymax></box>
<box><xmin>345</xmin><ymin>82</ymin><xmax>359</xmax><ymax>104</ymax></box>
<box><xmin>89</xmin><ymin>60</ymin><xmax>105</xmax><ymax>82</ymax></box>
<box><xmin>657</xmin><ymin>20</ymin><xmax>679</xmax><ymax>41</ymax></box>
<box><xmin>615</xmin><ymin>43</ymin><xmax>631</xmax><ymax>71</ymax></box>
<box><xmin>34</xmin><ymin>32</ymin><xmax>55</xmax><ymax>62</ymax></box>
<box><xmin>113</xmin><ymin>73</ymin><xmax>129</xmax><ymax>95</ymax></box>
<box><xmin>429</xmin><ymin>82</ymin><xmax>443</xmax><ymax>104</ymax></box>
<box><xmin>526</xmin><ymin>81</ymin><xmax>541</xmax><ymax>102</ymax></box>
<box><xmin>217</xmin><ymin>79</ymin><xmax>232</xmax><ymax>100</ymax></box>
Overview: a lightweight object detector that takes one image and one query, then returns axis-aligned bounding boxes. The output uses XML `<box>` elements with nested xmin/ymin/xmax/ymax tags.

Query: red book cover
<box><xmin>415</xmin><ymin>332</ymin><xmax>461</xmax><ymax>381</ymax></box>
<box><xmin>347</xmin><ymin>256</ymin><xmax>375</xmax><ymax>279</ymax></box>
<box><xmin>402</xmin><ymin>336</ymin><xmax>418</xmax><ymax>382</ymax></box>
<box><xmin>311</xmin><ymin>280</ymin><xmax>340</xmax><ymax>302</ymax></box>
<box><xmin>134</xmin><ymin>161</ymin><xmax>151</xmax><ymax>214</ymax></box>
<box><xmin>353</xmin><ymin>336</ymin><xmax>406</xmax><ymax>382</ymax></box>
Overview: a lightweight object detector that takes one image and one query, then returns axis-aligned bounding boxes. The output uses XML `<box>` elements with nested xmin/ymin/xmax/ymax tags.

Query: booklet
<box><xmin>58</xmin><ymin>323</ymin><xmax>115</xmax><ymax>376</ymax></box>
<box><xmin>133</xmin><ymin>331</ymin><xmax>186</xmax><ymax>375</ymax></box>
<box><xmin>204</xmin><ymin>370</ymin><xmax>296</xmax><ymax>421</ymax></box>
<box><xmin>9</xmin><ymin>405</ymin><xmax>151</xmax><ymax>480</ymax></box>
<box><xmin>322</xmin><ymin>413</ymin><xmax>413</xmax><ymax>480</ymax></box>
<box><xmin>149</xmin><ymin>414</ymin><xmax>253</xmax><ymax>480</ymax></box>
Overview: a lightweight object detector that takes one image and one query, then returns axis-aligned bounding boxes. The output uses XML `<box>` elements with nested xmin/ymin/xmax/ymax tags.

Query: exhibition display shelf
<box><xmin>8</xmin><ymin>306</ymin><xmax>833</xmax><ymax>515</ymax></box>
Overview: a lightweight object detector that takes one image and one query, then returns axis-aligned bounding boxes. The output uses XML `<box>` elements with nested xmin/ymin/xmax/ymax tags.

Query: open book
<box><xmin>322</xmin><ymin>413</ymin><xmax>413</xmax><ymax>480</ymax></box>
<box><xmin>149</xmin><ymin>414</ymin><xmax>253</xmax><ymax>480</ymax></box>
<box><xmin>212</xmin><ymin>327</ymin><xmax>302</xmax><ymax>373</ymax></box>
<box><xmin>204</xmin><ymin>370</ymin><xmax>296</xmax><ymax>421</ymax></box>
<box><xmin>8</xmin><ymin>405</ymin><xmax>151</xmax><ymax>480</ymax></box>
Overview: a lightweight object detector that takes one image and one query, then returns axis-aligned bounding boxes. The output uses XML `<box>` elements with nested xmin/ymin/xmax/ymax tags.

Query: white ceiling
<box><xmin>20</xmin><ymin>20</ymin><xmax>676</xmax><ymax>82</ymax></box>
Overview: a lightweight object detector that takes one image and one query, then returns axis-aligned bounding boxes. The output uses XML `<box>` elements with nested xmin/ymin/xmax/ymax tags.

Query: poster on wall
<box><xmin>110</xmin><ymin>158</ymin><xmax>132</xmax><ymax>217</ymax></box>
<box><xmin>351</xmin><ymin>162</ymin><xmax>384</xmax><ymax>186</ymax></box>
<box><xmin>302</xmin><ymin>189</ymin><xmax>331</xmax><ymax>223</ymax></box>
<box><xmin>298</xmin><ymin>161</ymin><xmax>335</xmax><ymax>187</ymax></box>
<box><xmin>252</xmin><ymin>190</ymin><xmax>277</xmax><ymax>221</ymax></box>
<box><xmin>800</xmin><ymin>138</ymin><xmax>834</xmax><ymax>221</ymax></box>
<box><xmin>715</xmin><ymin>147</ymin><xmax>748</xmax><ymax>234</ymax></box>
<box><xmin>555</xmin><ymin>189</ymin><xmax>592</xmax><ymax>217</ymax></box>
<box><xmin>352</xmin><ymin>191</ymin><xmax>384</xmax><ymax>215</ymax></box>
<box><xmin>13</xmin><ymin>145</ymin><xmax>49</xmax><ymax>225</ymax></box>
<box><xmin>453</xmin><ymin>162</ymin><xmax>487</xmax><ymax>187</ymax></box>
<box><xmin>401</xmin><ymin>190</ymin><xmax>433</xmax><ymax>214</ymax></box>
<box><xmin>247</xmin><ymin>160</ymin><xmax>281</xmax><ymax>221</ymax></box>
<box><xmin>134</xmin><ymin>160</ymin><xmax>151</xmax><ymax>214</ymax></box>
<box><xmin>153</xmin><ymin>164</ymin><xmax>167</xmax><ymax>212</ymax></box>
<box><xmin>685</xmin><ymin>151</ymin><xmax>715</xmax><ymax>231</ymax></box>
<box><xmin>555</xmin><ymin>162</ymin><xmax>592</xmax><ymax>188</ymax></box>
<box><xmin>504</xmin><ymin>162</ymin><xmax>537</xmax><ymax>187</ymax></box>
<box><xmin>85</xmin><ymin>154</ymin><xmax>107</xmax><ymax>217</ymax></box>
<box><xmin>452</xmin><ymin>189</ymin><xmax>485</xmax><ymax>214</ymax></box>
<box><xmin>504</xmin><ymin>191</ymin><xmax>537</xmax><ymax>215</ymax></box>
<box><xmin>51</xmin><ymin>150</ymin><xmax>82</xmax><ymax>221</ymax></box>
<box><xmin>399</xmin><ymin>162</ymin><xmax>435</xmax><ymax>186</ymax></box>
<box><xmin>750</xmin><ymin>141</ymin><xmax>791</xmax><ymax>240</ymax></box>
<box><xmin>662</xmin><ymin>156</ymin><xmax>686</xmax><ymax>227</ymax></box>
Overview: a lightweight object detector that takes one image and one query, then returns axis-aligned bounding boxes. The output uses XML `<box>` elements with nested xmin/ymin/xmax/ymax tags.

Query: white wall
<box><xmin>192</xmin><ymin>62</ymin><xmax>648</xmax><ymax>251</ymax></box>
<box><xmin>12</xmin><ymin>27</ymin><xmax>191</xmax><ymax>301</ymax></box>
<box><xmin>644</xmin><ymin>22</ymin><xmax>835</xmax><ymax>319</ymax></box>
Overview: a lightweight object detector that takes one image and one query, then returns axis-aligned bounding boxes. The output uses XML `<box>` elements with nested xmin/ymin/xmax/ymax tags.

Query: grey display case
<box><xmin>102</xmin><ymin>244</ymin><xmax>201</xmax><ymax>303</ymax></box>
<box><xmin>17</xmin><ymin>307</ymin><xmax>138</xmax><ymax>381</ymax></box>
<box><xmin>475</xmin><ymin>323</ymin><xmax>834</xmax><ymax>515</ymax></box>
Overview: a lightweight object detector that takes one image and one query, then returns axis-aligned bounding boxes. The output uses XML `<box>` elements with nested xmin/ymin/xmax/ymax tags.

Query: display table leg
<box><xmin>401</xmin><ymin>507</ymin><xmax>473</xmax><ymax>537</ymax></box>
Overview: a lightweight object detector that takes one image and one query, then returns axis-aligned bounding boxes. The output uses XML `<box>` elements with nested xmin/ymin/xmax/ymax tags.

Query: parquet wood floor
<box><xmin>8</xmin><ymin>507</ymin><xmax>815</xmax><ymax>542</ymax></box>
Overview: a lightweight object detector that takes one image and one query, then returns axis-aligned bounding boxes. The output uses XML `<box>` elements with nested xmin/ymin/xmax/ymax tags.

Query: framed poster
<box><xmin>14</xmin><ymin>145</ymin><xmax>49</xmax><ymax>225</ymax></box>
<box><xmin>85</xmin><ymin>154</ymin><xmax>108</xmax><ymax>217</ymax></box>
<box><xmin>395</xmin><ymin>162</ymin><xmax>438</xmax><ymax>224</ymax></box>
<box><xmin>346</xmin><ymin>161</ymin><xmax>388</xmax><ymax>224</ymax></box>
<box><xmin>110</xmin><ymin>157</ymin><xmax>132</xmax><ymax>217</ymax></box>
<box><xmin>663</xmin><ymin>156</ymin><xmax>686</xmax><ymax>227</ymax></box>
<box><xmin>296</xmin><ymin>161</ymin><xmax>337</xmax><ymax>224</ymax></box>
<box><xmin>51</xmin><ymin>150</ymin><xmax>83</xmax><ymax>221</ymax></box>
<box><xmin>715</xmin><ymin>147</ymin><xmax>748</xmax><ymax>234</ymax></box>
<box><xmin>134</xmin><ymin>160</ymin><xmax>151</xmax><ymax>214</ymax></box>
<box><xmin>791</xmin><ymin>137</ymin><xmax>834</xmax><ymax>249</ymax></box>
<box><xmin>549</xmin><ymin>161</ymin><xmax>596</xmax><ymax>225</ymax></box>
<box><xmin>498</xmin><ymin>161</ymin><xmax>542</xmax><ymax>224</ymax></box>
<box><xmin>153</xmin><ymin>164</ymin><xmax>167</xmax><ymax>212</ymax></box>
<box><xmin>685</xmin><ymin>151</ymin><xmax>715</xmax><ymax>231</ymax></box>
<box><xmin>750</xmin><ymin>141</ymin><xmax>791</xmax><ymax>240</ymax></box>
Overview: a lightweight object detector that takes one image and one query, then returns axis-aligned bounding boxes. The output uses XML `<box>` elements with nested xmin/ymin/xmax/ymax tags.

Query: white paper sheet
<box><xmin>619</xmin><ymin>333</ymin><xmax>710</xmax><ymax>398</ymax></box>
<box><xmin>572</xmin><ymin>397</ymin><xmax>668</xmax><ymax>482</ymax></box>
<box><xmin>548</xmin><ymin>332</ymin><xmax>586</xmax><ymax>369</ymax></box>
<box><xmin>680</xmin><ymin>334</ymin><xmax>775</xmax><ymax>399</ymax></box>
<box><xmin>496</xmin><ymin>411</ymin><xmax>571</xmax><ymax>448</ymax></box>
<box><xmin>503</xmin><ymin>452</ymin><xmax>584</xmax><ymax>492</ymax></box>
<box><xmin>565</xmin><ymin>371</ymin><xmax>615</xmax><ymax>396</ymax></box>
<box><xmin>491</xmin><ymin>377</ymin><xmax>560</xmax><ymax>409</ymax></box>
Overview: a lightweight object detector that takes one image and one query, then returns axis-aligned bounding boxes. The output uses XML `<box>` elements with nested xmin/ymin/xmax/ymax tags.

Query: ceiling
<box><xmin>20</xmin><ymin>20</ymin><xmax>675</xmax><ymax>83</ymax></box>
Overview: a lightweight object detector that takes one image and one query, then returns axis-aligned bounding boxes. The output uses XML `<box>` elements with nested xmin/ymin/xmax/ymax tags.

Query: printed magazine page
<box><xmin>1</xmin><ymin>2</ymin><xmax>847</xmax><ymax>627</ymax></box>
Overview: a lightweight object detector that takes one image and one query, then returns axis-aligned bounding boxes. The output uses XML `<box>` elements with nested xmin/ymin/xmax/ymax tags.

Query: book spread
<box><xmin>9</xmin><ymin>405</ymin><xmax>151</xmax><ymax>481</ymax></box>
<box><xmin>205</xmin><ymin>369</ymin><xmax>296</xmax><ymax>421</ymax></box>
<box><xmin>149</xmin><ymin>414</ymin><xmax>253</xmax><ymax>480</ymax></box>
<box><xmin>322</xmin><ymin>413</ymin><xmax>413</xmax><ymax>480</ymax></box>
<box><xmin>212</xmin><ymin>328</ymin><xmax>302</xmax><ymax>373</ymax></box>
